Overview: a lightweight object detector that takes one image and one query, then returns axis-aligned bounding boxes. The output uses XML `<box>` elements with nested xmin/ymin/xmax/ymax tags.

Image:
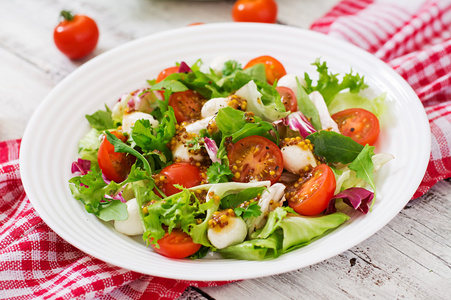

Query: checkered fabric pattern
<box><xmin>0</xmin><ymin>139</ymin><xmax>228</xmax><ymax>299</ymax></box>
<box><xmin>311</xmin><ymin>0</ymin><xmax>451</xmax><ymax>198</ymax></box>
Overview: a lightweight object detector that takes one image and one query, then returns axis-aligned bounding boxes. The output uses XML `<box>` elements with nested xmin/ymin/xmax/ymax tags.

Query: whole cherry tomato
<box><xmin>159</xmin><ymin>163</ymin><xmax>203</xmax><ymax>197</ymax></box>
<box><xmin>244</xmin><ymin>55</ymin><xmax>287</xmax><ymax>85</ymax></box>
<box><xmin>98</xmin><ymin>131</ymin><xmax>135</xmax><ymax>183</ymax></box>
<box><xmin>151</xmin><ymin>229</ymin><xmax>202</xmax><ymax>259</ymax></box>
<box><xmin>53</xmin><ymin>10</ymin><xmax>99</xmax><ymax>59</ymax></box>
<box><xmin>232</xmin><ymin>0</ymin><xmax>278</xmax><ymax>24</ymax></box>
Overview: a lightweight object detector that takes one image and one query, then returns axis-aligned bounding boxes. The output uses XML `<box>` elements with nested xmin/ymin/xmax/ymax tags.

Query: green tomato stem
<box><xmin>60</xmin><ymin>10</ymin><xmax>75</xmax><ymax>21</ymax></box>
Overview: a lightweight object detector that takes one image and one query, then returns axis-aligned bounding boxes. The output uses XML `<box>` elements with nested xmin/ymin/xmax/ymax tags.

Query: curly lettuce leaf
<box><xmin>206</xmin><ymin>162</ymin><xmax>232</xmax><ymax>183</ymax></box>
<box><xmin>68</xmin><ymin>165</ymin><xmax>151</xmax><ymax>221</ymax></box>
<box><xmin>304</xmin><ymin>59</ymin><xmax>368</xmax><ymax>106</ymax></box>
<box><xmin>141</xmin><ymin>189</ymin><xmax>201</xmax><ymax>246</ymax></box>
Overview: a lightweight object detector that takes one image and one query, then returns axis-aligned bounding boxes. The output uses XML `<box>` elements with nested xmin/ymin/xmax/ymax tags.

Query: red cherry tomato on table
<box><xmin>232</xmin><ymin>0</ymin><xmax>278</xmax><ymax>23</ymax></box>
<box><xmin>286</xmin><ymin>164</ymin><xmax>336</xmax><ymax>216</ymax></box>
<box><xmin>53</xmin><ymin>10</ymin><xmax>99</xmax><ymax>59</ymax></box>
<box><xmin>244</xmin><ymin>55</ymin><xmax>287</xmax><ymax>85</ymax></box>
<box><xmin>98</xmin><ymin>131</ymin><xmax>135</xmax><ymax>183</ymax></box>
<box><xmin>151</xmin><ymin>229</ymin><xmax>202</xmax><ymax>259</ymax></box>
<box><xmin>276</xmin><ymin>86</ymin><xmax>297</xmax><ymax>112</ymax></box>
<box><xmin>159</xmin><ymin>163</ymin><xmax>203</xmax><ymax>197</ymax></box>
<box><xmin>227</xmin><ymin>135</ymin><xmax>283</xmax><ymax>185</ymax></box>
<box><xmin>168</xmin><ymin>90</ymin><xmax>206</xmax><ymax>123</ymax></box>
<box><xmin>187</xmin><ymin>22</ymin><xmax>205</xmax><ymax>26</ymax></box>
<box><xmin>331</xmin><ymin>108</ymin><xmax>380</xmax><ymax>146</ymax></box>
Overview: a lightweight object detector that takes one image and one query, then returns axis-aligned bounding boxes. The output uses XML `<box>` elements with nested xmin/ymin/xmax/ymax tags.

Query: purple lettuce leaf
<box><xmin>71</xmin><ymin>159</ymin><xmax>91</xmax><ymax>175</ymax></box>
<box><xmin>326</xmin><ymin>187</ymin><xmax>374</xmax><ymax>214</ymax></box>
<box><xmin>204</xmin><ymin>137</ymin><xmax>221</xmax><ymax>163</ymax></box>
<box><xmin>178</xmin><ymin>61</ymin><xmax>192</xmax><ymax>73</ymax></box>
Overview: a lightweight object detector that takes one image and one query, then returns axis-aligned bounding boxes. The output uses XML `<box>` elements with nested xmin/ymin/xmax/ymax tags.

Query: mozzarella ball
<box><xmin>201</xmin><ymin>98</ymin><xmax>229</xmax><ymax>118</ymax></box>
<box><xmin>122</xmin><ymin>111</ymin><xmax>159</xmax><ymax>134</ymax></box>
<box><xmin>281</xmin><ymin>144</ymin><xmax>317</xmax><ymax>174</ymax></box>
<box><xmin>208</xmin><ymin>215</ymin><xmax>247</xmax><ymax>249</ymax></box>
<box><xmin>114</xmin><ymin>198</ymin><xmax>145</xmax><ymax>236</ymax></box>
<box><xmin>184</xmin><ymin>116</ymin><xmax>214</xmax><ymax>135</ymax></box>
<box><xmin>172</xmin><ymin>141</ymin><xmax>205</xmax><ymax>162</ymax></box>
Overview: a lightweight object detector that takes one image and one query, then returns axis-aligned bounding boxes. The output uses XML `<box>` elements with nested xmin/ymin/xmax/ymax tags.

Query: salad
<box><xmin>69</xmin><ymin>55</ymin><xmax>393</xmax><ymax>260</ymax></box>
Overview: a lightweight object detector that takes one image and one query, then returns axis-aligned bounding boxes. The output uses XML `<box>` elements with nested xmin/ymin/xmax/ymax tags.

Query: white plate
<box><xmin>20</xmin><ymin>23</ymin><xmax>430</xmax><ymax>281</ymax></box>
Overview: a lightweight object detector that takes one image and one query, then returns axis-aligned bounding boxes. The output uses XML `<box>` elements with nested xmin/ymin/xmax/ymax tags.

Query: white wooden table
<box><xmin>1</xmin><ymin>1</ymin><xmax>450</xmax><ymax>299</ymax></box>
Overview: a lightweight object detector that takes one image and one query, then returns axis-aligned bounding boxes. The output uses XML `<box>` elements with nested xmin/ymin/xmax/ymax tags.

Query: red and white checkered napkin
<box><xmin>311</xmin><ymin>0</ymin><xmax>451</xmax><ymax>199</ymax></box>
<box><xmin>0</xmin><ymin>139</ymin><xmax>228</xmax><ymax>299</ymax></box>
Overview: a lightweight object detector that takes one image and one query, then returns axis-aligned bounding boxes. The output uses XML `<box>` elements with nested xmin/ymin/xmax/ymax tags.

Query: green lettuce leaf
<box><xmin>68</xmin><ymin>165</ymin><xmax>151</xmax><ymax>221</ymax></box>
<box><xmin>328</xmin><ymin>92</ymin><xmax>386</xmax><ymax>118</ymax></box>
<box><xmin>295</xmin><ymin>78</ymin><xmax>321</xmax><ymax>130</ymax></box>
<box><xmin>304</xmin><ymin>59</ymin><xmax>368</xmax><ymax>105</ymax></box>
<box><xmin>235</xmin><ymin>80</ymin><xmax>289</xmax><ymax>122</ymax></box>
<box><xmin>141</xmin><ymin>189</ymin><xmax>201</xmax><ymax>246</ymax></box>
<box><xmin>348</xmin><ymin>145</ymin><xmax>377</xmax><ymax>207</ymax></box>
<box><xmin>77</xmin><ymin>128</ymin><xmax>102</xmax><ymax>170</ymax></box>
<box><xmin>307</xmin><ymin>130</ymin><xmax>363</xmax><ymax>164</ymax></box>
<box><xmin>85</xmin><ymin>105</ymin><xmax>115</xmax><ymax>130</ymax></box>
<box><xmin>218</xmin><ymin>232</ymin><xmax>282</xmax><ymax>260</ymax></box>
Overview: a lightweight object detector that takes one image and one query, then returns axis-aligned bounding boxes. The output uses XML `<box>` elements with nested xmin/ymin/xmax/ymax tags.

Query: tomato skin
<box><xmin>187</xmin><ymin>22</ymin><xmax>205</xmax><ymax>26</ymax></box>
<box><xmin>159</xmin><ymin>163</ymin><xmax>203</xmax><ymax>196</ymax></box>
<box><xmin>244</xmin><ymin>55</ymin><xmax>287</xmax><ymax>85</ymax></box>
<box><xmin>232</xmin><ymin>0</ymin><xmax>278</xmax><ymax>23</ymax></box>
<box><xmin>168</xmin><ymin>90</ymin><xmax>205</xmax><ymax>123</ymax></box>
<box><xmin>156</xmin><ymin>66</ymin><xmax>179</xmax><ymax>83</ymax></box>
<box><xmin>53</xmin><ymin>11</ymin><xmax>99</xmax><ymax>59</ymax></box>
<box><xmin>227</xmin><ymin>135</ymin><xmax>283</xmax><ymax>185</ymax></box>
<box><xmin>151</xmin><ymin>229</ymin><xmax>201</xmax><ymax>259</ymax></box>
<box><xmin>332</xmin><ymin>108</ymin><xmax>380</xmax><ymax>146</ymax></box>
<box><xmin>276</xmin><ymin>86</ymin><xmax>297</xmax><ymax>112</ymax></box>
<box><xmin>287</xmin><ymin>164</ymin><xmax>336</xmax><ymax>216</ymax></box>
<box><xmin>98</xmin><ymin>131</ymin><xmax>135</xmax><ymax>183</ymax></box>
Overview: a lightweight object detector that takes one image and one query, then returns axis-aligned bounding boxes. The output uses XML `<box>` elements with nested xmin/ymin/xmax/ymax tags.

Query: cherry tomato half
<box><xmin>227</xmin><ymin>135</ymin><xmax>283</xmax><ymax>185</ymax></box>
<box><xmin>232</xmin><ymin>0</ymin><xmax>278</xmax><ymax>23</ymax></box>
<box><xmin>168</xmin><ymin>90</ymin><xmax>206</xmax><ymax>123</ymax></box>
<box><xmin>53</xmin><ymin>10</ymin><xmax>99</xmax><ymax>59</ymax></box>
<box><xmin>156</xmin><ymin>66</ymin><xmax>180</xmax><ymax>83</ymax></box>
<box><xmin>286</xmin><ymin>164</ymin><xmax>336</xmax><ymax>216</ymax></box>
<box><xmin>151</xmin><ymin>229</ymin><xmax>202</xmax><ymax>259</ymax></box>
<box><xmin>159</xmin><ymin>163</ymin><xmax>203</xmax><ymax>197</ymax></box>
<box><xmin>98</xmin><ymin>131</ymin><xmax>135</xmax><ymax>183</ymax></box>
<box><xmin>331</xmin><ymin>108</ymin><xmax>380</xmax><ymax>146</ymax></box>
<box><xmin>276</xmin><ymin>86</ymin><xmax>297</xmax><ymax>112</ymax></box>
<box><xmin>244</xmin><ymin>55</ymin><xmax>287</xmax><ymax>85</ymax></box>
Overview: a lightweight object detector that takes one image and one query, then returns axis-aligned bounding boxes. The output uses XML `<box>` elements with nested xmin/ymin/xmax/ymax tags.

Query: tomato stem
<box><xmin>60</xmin><ymin>10</ymin><xmax>75</xmax><ymax>21</ymax></box>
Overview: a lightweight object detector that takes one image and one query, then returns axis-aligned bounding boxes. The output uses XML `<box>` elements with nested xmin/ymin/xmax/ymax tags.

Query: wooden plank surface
<box><xmin>1</xmin><ymin>1</ymin><xmax>449</xmax><ymax>299</ymax></box>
